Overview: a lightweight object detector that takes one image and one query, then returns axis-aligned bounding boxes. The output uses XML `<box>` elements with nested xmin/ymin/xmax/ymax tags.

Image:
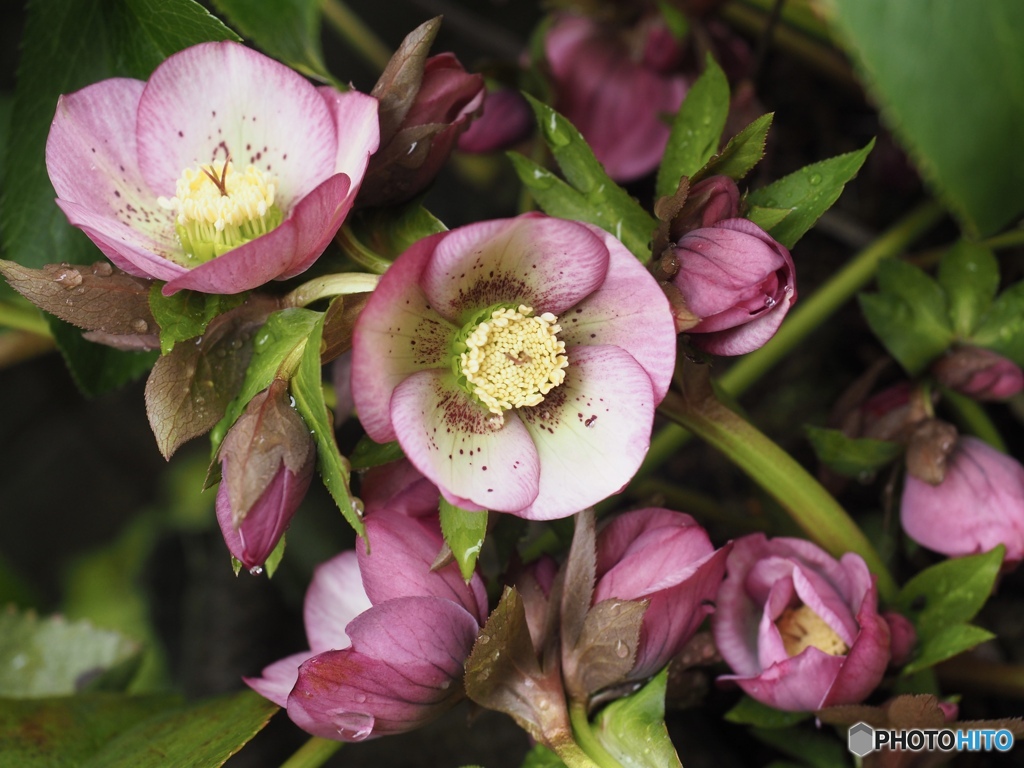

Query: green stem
<box><xmin>981</xmin><ymin>228</ymin><xmax>1024</xmax><ymax>251</ymax></box>
<box><xmin>279</xmin><ymin>736</ymin><xmax>342</xmax><ymax>768</ymax></box>
<box><xmin>660</xmin><ymin>382</ymin><xmax>897</xmax><ymax>601</ymax></box>
<box><xmin>336</xmin><ymin>225</ymin><xmax>393</xmax><ymax>275</ymax></box>
<box><xmin>639</xmin><ymin>200</ymin><xmax>945</xmax><ymax>482</ymax></box>
<box><xmin>940</xmin><ymin>388</ymin><xmax>1008</xmax><ymax>452</ymax></box>
<box><xmin>569</xmin><ymin>701</ymin><xmax>623</xmax><ymax>768</ymax></box>
<box><xmin>283</xmin><ymin>272</ymin><xmax>381</xmax><ymax>308</ymax></box>
<box><xmin>0</xmin><ymin>300</ymin><xmax>51</xmax><ymax>337</ymax></box>
<box><xmin>320</xmin><ymin>0</ymin><xmax>392</xmax><ymax>72</ymax></box>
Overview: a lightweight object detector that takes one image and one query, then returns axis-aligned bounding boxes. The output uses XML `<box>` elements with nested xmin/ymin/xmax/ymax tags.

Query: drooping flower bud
<box><xmin>931</xmin><ymin>346</ymin><xmax>1024</xmax><ymax>401</ymax></box>
<box><xmin>901</xmin><ymin>436</ymin><xmax>1024</xmax><ymax>569</ymax></box>
<box><xmin>457</xmin><ymin>88</ymin><xmax>534</xmax><ymax>153</ymax></box>
<box><xmin>670</xmin><ymin>218</ymin><xmax>796</xmax><ymax>355</ymax></box>
<box><xmin>216</xmin><ymin>378</ymin><xmax>315</xmax><ymax>572</ymax></box>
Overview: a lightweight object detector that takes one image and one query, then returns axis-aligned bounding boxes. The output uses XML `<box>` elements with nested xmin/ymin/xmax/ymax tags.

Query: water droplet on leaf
<box><xmin>91</xmin><ymin>261</ymin><xmax>113</xmax><ymax>276</ymax></box>
<box><xmin>132</xmin><ymin>318</ymin><xmax>149</xmax><ymax>333</ymax></box>
<box><xmin>55</xmin><ymin>268</ymin><xmax>83</xmax><ymax>288</ymax></box>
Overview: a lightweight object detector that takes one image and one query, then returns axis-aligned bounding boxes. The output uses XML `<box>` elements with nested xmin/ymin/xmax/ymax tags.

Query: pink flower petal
<box><xmin>728</xmin><ymin>648</ymin><xmax>845</xmax><ymax>712</ymax></box>
<box><xmin>245</xmin><ymin>650</ymin><xmax>314</xmax><ymax>707</ymax></box>
<box><xmin>821</xmin><ymin>579</ymin><xmax>890</xmax><ymax>708</ymax></box>
<box><xmin>389</xmin><ymin>369</ymin><xmax>541</xmax><ymax>514</ymax></box>
<box><xmin>136</xmin><ymin>42</ymin><xmax>339</xmax><ymax>208</ymax></box>
<box><xmin>689</xmin><ymin>298</ymin><xmax>794</xmax><ymax>356</ymax></box>
<box><xmin>350</xmin><ymin>233</ymin><xmax>457</xmax><ymax>442</ymax></box>
<box><xmin>514</xmin><ymin>345</ymin><xmax>656</xmax><ymax>520</ymax></box>
<box><xmin>559</xmin><ymin>224</ymin><xmax>676</xmax><ymax>401</ymax></box>
<box><xmin>791</xmin><ymin>566</ymin><xmax>858</xmax><ymax>648</ymax></box>
<box><xmin>360</xmin><ymin>459</ymin><xmax>441</xmax><ymax>519</ymax></box>
<box><xmin>305</xmin><ymin>551</ymin><xmax>372</xmax><ymax>653</ymax></box>
<box><xmin>419</xmin><ymin>215</ymin><xmax>609</xmax><ymax>323</ymax></box>
<box><xmin>317</xmin><ymin>87</ymin><xmax>379</xmax><ymax>193</ymax></box>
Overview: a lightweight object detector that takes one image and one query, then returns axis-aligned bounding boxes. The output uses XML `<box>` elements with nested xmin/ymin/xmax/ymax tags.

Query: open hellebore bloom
<box><xmin>46</xmin><ymin>41</ymin><xmax>379</xmax><ymax>295</ymax></box>
<box><xmin>545</xmin><ymin>13</ymin><xmax>688</xmax><ymax>182</ymax></box>
<box><xmin>351</xmin><ymin>214</ymin><xmax>677</xmax><ymax>520</ymax></box>
<box><xmin>901</xmin><ymin>436</ymin><xmax>1024</xmax><ymax>568</ymax></box>
<box><xmin>713</xmin><ymin>534</ymin><xmax>892</xmax><ymax>712</ymax></box>
<box><xmin>671</xmin><ymin>218</ymin><xmax>796</xmax><ymax>356</ymax></box>
<box><xmin>247</xmin><ymin>509</ymin><xmax>487</xmax><ymax>740</ymax></box>
<box><xmin>594</xmin><ymin>508</ymin><xmax>731</xmax><ymax>683</ymax></box>
<box><xmin>216</xmin><ymin>379</ymin><xmax>315</xmax><ymax>572</ymax></box>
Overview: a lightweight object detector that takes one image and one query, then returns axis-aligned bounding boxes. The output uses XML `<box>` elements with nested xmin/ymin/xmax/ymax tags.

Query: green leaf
<box><xmin>211</xmin><ymin>0</ymin><xmax>337</xmax><ymax>84</ymax></box>
<box><xmin>79</xmin><ymin>689</ymin><xmax>277</xmax><ymax>768</ymax></box>
<box><xmin>148</xmin><ymin>287</ymin><xmax>244</xmax><ymax>354</ymax></box>
<box><xmin>695</xmin><ymin>112</ymin><xmax>774</xmax><ymax>183</ymax></box>
<box><xmin>1</xmin><ymin>0</ymin><xmax>236</xmax><ymax>391</ymax></box>
<box><xmin>593</xmin><ymin>669</ymin><xmax>682</xmax><ymax>768</ymax></box>
<box><xmin>348</xmin><ymin>201</ymin><xmax>447</xmax><ymax>261</ymax></box>
<box><xmin>0</xmin><ymin>694</ymin><xmax>181</xmax><ymax>768</ymax></box>
<box><xmin>349</xmin><ymin>435</ymin><xmax>405</xmax><ymax>469</ymax></box>
<box><xmin>902</xmin><ymin>623</ymin><xmax>996</xmax><ymax>675</ymax></box>
<box><xmin>858</xmin><ymin>259</ymin><xmax>954</xmax><ymax>374</ymax></box>
<box><xmin>519</xmin><ymin>744</ymin><xmax>568</xmax><ymax>768</ymax></box>
<box><xmin>656</xmin><ymin>56</ymin><xmax>729</xmax><ymax>198</ymax></box>
<box><xmin>938</xmin><ymin>241</ymin><xmax>1000</xmax><ymax>337</ymax></box>
<box><xmin>970</xmin><ymin>281</ymin><xmax>1024</xmax><ymax>365</ymax></box>
<box><xmin>895</xmin><ymin>545</ymin><xmax>1004</xmax><ymax>641</ymax></box>
<box><xmin>828</xmin><ymin>0</ymin><xmax>1024</xmax><ymax>237</ymax></box>
<box><xmin>49</xmin><ymin>319</ymin><xmax>158</xmax><ymax>397</ymax></box>
<box><xmin>519</xmin><ymin>96</ymin><xmax>657</xmax><ymax>260</ymax></box>
<box><xmin>439</xmin><ymin>499</ymin><xmax>488</xmax><ymax>581</ymax></box>
<box><xmin>751</xmin><ymin>725</ymin><xmax>852</xmax><ymax>768</ymax></box>
<box><xmin>724</xmin><ymin>695</ymin><xmax>811</xmax><ymax>729</ymax></box>
<box><xmin>746</xmin><ymin>141</ymin><xmax>874</xmax><ymax>248</ymax></box>
<box><xmin>803</xmin><ymin>426</ymin><xmax>902</xmax><ymax>478</ymax></box>
<box><xmin>745</xmin><ymin>205</ymin><xmax>792</xmax><ymax>232</ymax></box>
<box><xmin>0</xmin><ymin>609</ymin><xmax>141</xmax><ymax>698</ymax></box>
<box><xmin>291</xmin><ymin>311</ymin><xmax>364</xmax><ymax>538</ymax></box>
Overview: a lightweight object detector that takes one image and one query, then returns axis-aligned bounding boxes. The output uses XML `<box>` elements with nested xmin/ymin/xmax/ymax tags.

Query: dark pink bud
<box><xmin>671</xmin><ymin>176</ymin><xmax>741</xmax><ymax>234</ymax></box>
<box><xmin>882</xmin><ymin>611</ymin><xmax>917</xmax><ymax>667</ymax></box>
<box><xmin>671</xmin><ymin>218</ymin><xmax>796</xmax><ymax>355</ymax></box>
<box><xmin>594</xmin><ymin>508</ymin><xmax>731</xmax><ymax>683</ymax></box>
<box><xmin>545</xmin><ymin>13</ymin><xmax>688</xmax><ymax>182</ymax></box>
<box><xmin>932</xmin><ymin>346</ymin><xmax>1024</xmax><ymax>401</ymax></box>
<box><xmin>713</xmin><ymin>534</ymin><xmax>891</xmax><ymax>711</ymax></box>
<box><xmin>216</xmin><ymin>380</ymin><xmax>315</xmax><ymax>572</ymax></box>
<box><xmin>457</xmin><ymin>88</ymin><xmax>534</xmax><ymax>153</ymax></box>
<box><xmin>901</xmin><ymin>436</ymin><xmax>1024</xmax><ymax>569</ymax></box>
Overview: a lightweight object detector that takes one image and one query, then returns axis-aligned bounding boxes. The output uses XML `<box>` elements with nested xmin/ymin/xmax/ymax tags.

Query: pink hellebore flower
<box><xmin>594</xmin><ymin>508</ymin><xmax>731</xmax><ymax>682</ymax></box>
<box><xmin>713</xmin><ymin>534</ymin><xmax>892</xmax><ymax>712</ymax></box>
<box><xmin>46</xmin><ymin>41</ymin><xmax>379</xmax><ymax>295</ymax></box>
<box><xmin>351</xmin><ymin>214</ymin><xmax>677</xmax><ymax>520</ymax></box>
<box><xmin>901</xmin><ymin>436</ymin><xmax>1024</xmax><ymax>569</ymax></box>
<box><xmin>671</xmin><ymin>218</ymin><xmax>796</xmax><ymax>356</ymax></box>
<box><xmin>246</xmin><ymin>509</ymin><xmax>487</xmax><ymax>741</ymax></box>
<box><xmin>545</xmin><ymin>13</ymin><xmax>688</xmax><ymax>182</ymax></box>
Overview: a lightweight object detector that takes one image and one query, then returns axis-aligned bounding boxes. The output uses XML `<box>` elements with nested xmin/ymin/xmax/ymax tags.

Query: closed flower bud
<box><xmin>671</xmin><ymin>218</ymin><xmax>796</xmax><ymax>355</ymax></box>
<box><xmin>216</xmin><ymin>379</ymin><xmax>315</xmax><ymax>571</ymax></box>
<box><xmin>901</xmin><ymin>436</ymin><xmax>1024</xmax><ymax>569</ymax></box>
<box><xmin>932</xmin><ymin>346</ymin><xmax>1024</xmax><ymax>401</ymax></box>
<box><xmin>457</xmin><ymin>88</ymin><xmax>534</xmax><ymax>154</ymax></box>
<box><xmin>713</xmin><ymin>534</ymin><xmax>892</xmax><ymax>711</ymax></box>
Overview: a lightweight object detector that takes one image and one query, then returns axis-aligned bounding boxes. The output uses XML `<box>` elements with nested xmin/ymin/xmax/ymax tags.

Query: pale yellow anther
<box><xmin>776</xmin><ymin>604</ymin><xmax>849</xmax><ymax>658</ymax></box>
<box><xmin>459</xmin><ymin>305</ymin><xmax>568</xmax><ymax>416</ymax></box>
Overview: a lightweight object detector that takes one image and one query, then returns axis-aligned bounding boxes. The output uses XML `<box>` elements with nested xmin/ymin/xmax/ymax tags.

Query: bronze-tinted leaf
<box><xmin>144</xmin><ymin>297</ymin><xmax>277</xmax><ymax>459</ymax></box>
<box><xmin>569</xmin><ymin>597</ymin><xmax>647</xmax><ymax>702</ymax></box>
<box><xmin>0</xmin><ymin>259</ymin><xmax>155</xmax><ymax>335</ymax></box>
<box><xmin>370</xmin><ymin>17</ymin><xmax>441</xmax><ymax>143</ymax></box>
<box><xmin>320</xmin><ymin>292</ymin><xmax>370</xmax><ymax>364</ymax></box>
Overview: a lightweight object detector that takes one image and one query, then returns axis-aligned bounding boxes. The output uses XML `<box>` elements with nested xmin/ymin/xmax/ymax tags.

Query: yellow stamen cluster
<box><xmin>459</xmin><ymin>305</ymin><xmax>568</xmax><ymax>416</ymax></box>
<box><xmin>776</xmin><ymin>604</ymin><xmax>849</xmax><ymax>658</ymax></box>
<box><xmin>158</xmin><ymin>161</ymin><xmax>281</xmax><ymax>262</ymax></box>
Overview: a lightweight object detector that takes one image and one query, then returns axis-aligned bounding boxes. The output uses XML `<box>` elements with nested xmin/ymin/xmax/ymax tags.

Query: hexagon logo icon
<box><xmin>848</xmin><ymin>722</ymin><xmax>875</xmax><ymax>757</ymax></box>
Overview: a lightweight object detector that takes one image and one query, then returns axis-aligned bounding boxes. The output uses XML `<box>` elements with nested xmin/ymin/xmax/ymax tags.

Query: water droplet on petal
<box><xmin>440</xmin><ymin>680</ymin><xmax>451</xmax><ymax>690</ymax></box>
<box><xmin>249</xmin><ymin>565</ymin><xmax>263</xmax><ymax>575</ymax></box>
<box><xmin>132</xmin><ymin>318</ymin><xmax>149</xmax><ymax>333</ymax></box>
<box><xmin>486</xmin><ymin>414</ymin><xmax>505</xmax><ymax>431</ymax></box>
<box><xmin>353</xmin><ymin>693</ymin><xmax>367</xmax><ymax>704</ymax></box>
<box><xmin>91</xmin><ymin>261</ymin><xmax>113</xmax><ymax>276</ymax></box>
<box><xmin>329</xmin><ymin>710</ymin><xmax>374</xmax><ymax>741</ymax></box>
<box><xmin>764</xmin><ymin>295</ymin><xmax>777</xmax><ymax>309</ymax></box>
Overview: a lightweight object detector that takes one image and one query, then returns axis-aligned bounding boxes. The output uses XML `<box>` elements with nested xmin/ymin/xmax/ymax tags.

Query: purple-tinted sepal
<box><xmin>457</xmin><ymin>88</ymin><xmax>534</xmax><ymax>153</ymax></box>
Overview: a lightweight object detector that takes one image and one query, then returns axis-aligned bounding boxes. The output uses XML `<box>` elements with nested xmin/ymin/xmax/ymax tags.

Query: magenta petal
<box><xmin>419</xmin><ymin>215</ymin><xmax>610</xmax><ymax>323</ymax></box>
<box><xmin>287</xmin><ymin>597</ymin><xmax>478</xmax><ymax>740</ymax></box>
<box><xmin>389</xmin><ymin>369</ymin><xmax>541</xmax><ymax>514</ymax></box>
<box><xmin>730</xmin><ymin>649</ymin><xmax>845</xmax><ymax>712</ymax></box>
<box><xmin>360</xmin><ymin>460</ymin><xmax>441</xmax><ymax>519</ymax></box>
<box><xmin>245</xmin><ymin>650</ymin><xmax>314</xmax><ymax>707</ymax></box>
<box><xmin>304</xmin><ymin>551</ymin><xmax>372</xmax><ymax>653</ymax></box>
<box><xmin>689</xmin><ymin>298</ymin><xmax>794</xmax><ymax>356</ymax></box>
<box><xmin>821</xmin><ymin>580</ymin><xmax>891</xmax><ymax>708</ymax></box>
<box><xmin>357</xmin><ymin>510</ymin><xmax>488</xmax><ymax>623</ymax></box>
<box><xmin>559</xmin><ymin>224</ymin><xmax>676</xmax><ymax>401</ymax></box>
<box><xmin>516</xmin><ymin>345</ymin><xmax>657</xmax><ymax>520</ymax></box>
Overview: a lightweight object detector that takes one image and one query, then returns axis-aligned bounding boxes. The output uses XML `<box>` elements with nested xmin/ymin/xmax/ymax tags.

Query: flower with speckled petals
<box><xmin>46</xmin><ymin>41</ymin><xmax>379</xmax><ymax>296</ymax></box>
<box><xmin>351</xmin><ymin>213</ymin><xmax>677</xmax><ymax>520</ymax></box>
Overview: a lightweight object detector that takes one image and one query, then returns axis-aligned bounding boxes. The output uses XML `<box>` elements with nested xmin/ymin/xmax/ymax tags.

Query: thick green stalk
<box><xmin>320</xmin><ymin>0</ymin><xmax>392</xmax><ymax>72</ymax></box>
<box><xmin>569</xmin><ymin>701</ymin><xmax>623</xmax><ymax>768</ymax></box>
<box><xmin>283</xmin><ymin>272</ymin><xmax>380</xmax><ymax>308</ymax></box>
<box><xmin>279</xmin><ymin>737</ymin><xmax>342</xmax><ymax>768</ymax></box>
<box><xmin>640</xmin><ymin>200</ymin><xmax>945</xmax><ymax>481</ymax></box>
<box><xmin>0</xmin><ymin>299</ymin><xmax>51</xmax><ymax>337</ymax></box>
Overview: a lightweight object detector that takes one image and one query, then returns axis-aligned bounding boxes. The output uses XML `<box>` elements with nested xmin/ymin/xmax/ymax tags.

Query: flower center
<box><xmin>455</xmin><ymin>304</ymin><xmax>568</xmax><ymax>417</ymax></box>
<box><xmin>776</xmin><ymin>605</ymin><xmax>849</xmax><ymax>658</ymax></box>
<box><xmin>158</xmin><ymin>160</ymin><xmax>283</xmax><ymax>263</ymax></box>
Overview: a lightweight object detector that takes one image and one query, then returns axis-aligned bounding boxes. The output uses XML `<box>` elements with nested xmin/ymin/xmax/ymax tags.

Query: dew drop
<box><xmin>132</xmin><ymin>318</ymin><xmax>149</xmax><ymax>333</ymax></box>
<box><xmin>353</xmin><ymin>693</ymin><xmax>367</xmax><ymax>704</ymax></box>
<box><xmin>764</xmin><ymin>295</ymin><xmax>777</xmax><ymax>309</ymax></box>
<box><xmin>537</xmin><ymin>697</ymin><xmax>550</xmax><ymax>711</ymax></box>
<box><xmin>71</xmin><ymin>286</ymin><xmax>86</xmax><ymax>295</ymax></box>
<box><xmin>486</xmin><ymin>414</ymin><xmax>505</xmax><ymax>431</ymax></box>
<box><xmin>249</xmin><ymin>565</ymin><xmax>263</xmax><ymax>575</ymax></box>
<box><xmin>351</xmin><ymin>497</ymin><xmax>365</xmax><ymax>517</ymax></box>
<box><xmin>55</xmin><ymin>267</ymin><xmax>83</xmax><ymax>288</ymax></box>
<box><xmin>440</xmin><ymin>680</ymin><xmax>451</xmax><ymax>690</ymax></box>
<box><xmin>329</xmin><ymin>710</ymin><xmax>374</xmax><ymax>741</ymax></box>
<box><xmin>615</xmin><ymin>639</ymin><xmax>629</xmax><ymax>659</ymax></box>
<box><xmin>809</xmin><ymin>173</ymin><xmax>823</xmax><ymax>185</ymax></box>
<box><xmin>478</xmin><ymin>634</ymin><xmax>491</xmax><ymax>645</ymax></box>
<box><xmin>91</xmin><ymin>261</ymin><xmax>113</xmax><ymax>276</ymax></box>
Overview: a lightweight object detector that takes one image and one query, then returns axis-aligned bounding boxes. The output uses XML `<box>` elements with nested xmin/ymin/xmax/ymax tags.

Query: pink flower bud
<box><xmin>900</xmin><ymin>436</ymin><xmax>1024</xmax><ymax>569</ymax></box>
<box><xmin>671</xmin><ymin>218</ymin><xmax>796</xmax><ymax>355</ymax></box>
<box><xmin>883</xmin><ymin>611</ymin><xmax>917</xmax><ymax>667</ymax></box>
<box><xmin>594</xmin><ymin>508</ymin><xmax>731</xmax><ymax>682</ymax></box>
<box><xmin>713</xmin><ymin>534</ymin><xmax>891</xmax><ymax>711</ymax></box>
<box><xmin>216</xmin><ymin>380</ymin><xmax>315</xmax><ymax>572</ymax></box>
<box><xmin>457</xmin><ymin>88</ymin><xmax>534</xmax><ymax>153</ymax></box>
<box><xmin>931</xmin><ymin>346</ymin><xmax>1024</xmax><ymax>401</ymax></box>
